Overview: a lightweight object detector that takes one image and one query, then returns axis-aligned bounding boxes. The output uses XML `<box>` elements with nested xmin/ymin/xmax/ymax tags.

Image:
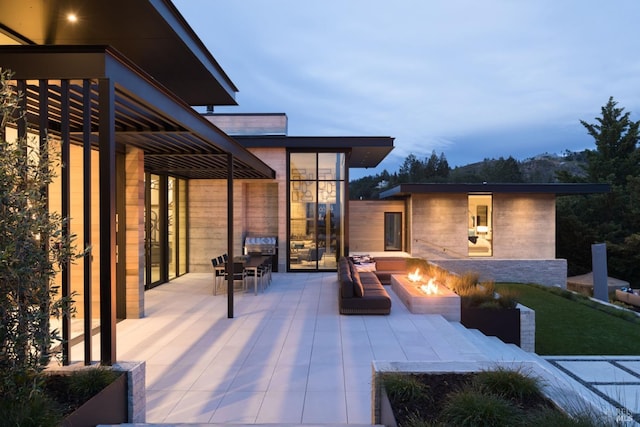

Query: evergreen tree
<box><xmin>581</xmin><ymin>97</ymin><xmax>640</xmax><ymax>185</ymax></box>
<box><xmin>557</xmin><ymin>97</ymin><xmax>640</xmax><ymax>285</ymax></box>
<box><xmin>437</xmin><ymin>152</ymin><xmax>450</xmax><ymax>179</ymax></box>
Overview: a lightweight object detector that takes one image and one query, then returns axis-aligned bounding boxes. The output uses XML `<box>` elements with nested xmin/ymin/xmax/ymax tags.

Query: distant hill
<box><xmin>450</xmin><ymin>152</ymin><xmax>588</xmax><ymax>183</ymax></box>
<box><xmin>349</xmin><ymin>150</ymin><xmax>591</xmax><ymax>200</ymax></box>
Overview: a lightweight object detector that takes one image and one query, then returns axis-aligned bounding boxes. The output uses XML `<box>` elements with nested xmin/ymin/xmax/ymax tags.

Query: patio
<box><xmin>74</xmin><ymin>272</ymin><xmax>636</xmax><ymax>425</ymax></box>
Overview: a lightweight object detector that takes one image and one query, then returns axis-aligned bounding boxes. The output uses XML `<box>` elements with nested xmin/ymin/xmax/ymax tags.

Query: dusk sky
<box><xmin>174</xmin><ymin>1</ymin><xmax>640</xmax><ymax>179</ymax></box>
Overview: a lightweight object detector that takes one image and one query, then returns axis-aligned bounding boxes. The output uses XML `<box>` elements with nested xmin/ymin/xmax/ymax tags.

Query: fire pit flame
<box><xmin>407</xmin><ymin>268</ymin><xmax>422</xmax><ymax>282</ymax></box>
<box><xmin>419</xmin><ymin>278</ymin><xmax>439</xmax><ymax>295</ymax></box>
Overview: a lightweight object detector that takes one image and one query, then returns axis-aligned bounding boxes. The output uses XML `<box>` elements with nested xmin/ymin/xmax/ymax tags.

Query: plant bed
<box><xmin>373</xmin><ymin>361</ymin><xmax>616</xmax><ymax>427</ymax></box>
<box><xmin>44</xmin><ymin>368</ymin><xmax>128</xmax><ymax>426</ymax></box>
<box><xmin>380</xmin><ymin>368</ymin><xmax>605</xmax><ymax>426</ymax></box>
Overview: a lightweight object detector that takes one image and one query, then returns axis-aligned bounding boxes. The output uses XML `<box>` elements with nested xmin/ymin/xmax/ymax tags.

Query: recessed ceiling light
<box><xmin>67</xmin><ymin>13</ymin><xmax>78</xmax><ymax>23</ymax></box>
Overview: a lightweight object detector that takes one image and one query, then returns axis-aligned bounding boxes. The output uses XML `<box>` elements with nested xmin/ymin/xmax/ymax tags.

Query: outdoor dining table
<box><xmin>234</xmin><ymin>255</ymin><xmax>270</xmax><ymax>295</ymax></box>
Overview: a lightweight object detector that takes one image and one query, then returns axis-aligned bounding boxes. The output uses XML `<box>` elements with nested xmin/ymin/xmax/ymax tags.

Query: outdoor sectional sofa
<box><xmin>338</xmin><ymin>257</ymin><xmax>391</xmax><ymax>315</ymax></box>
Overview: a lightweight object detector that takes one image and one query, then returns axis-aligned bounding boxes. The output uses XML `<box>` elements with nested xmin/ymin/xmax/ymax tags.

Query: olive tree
<box><xmin>0</xmin><ymin>69</ymin><xmax>77</xmax><ymax>401</ymax></box>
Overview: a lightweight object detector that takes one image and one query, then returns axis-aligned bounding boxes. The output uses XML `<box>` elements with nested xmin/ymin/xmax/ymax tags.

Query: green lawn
<box><xmin>495</xmin><ymin>283</ymin><xmax>640</xmax><ymax>355</ymax></box>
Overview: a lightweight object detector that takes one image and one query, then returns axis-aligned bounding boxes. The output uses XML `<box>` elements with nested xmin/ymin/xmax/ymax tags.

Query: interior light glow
<box><xmin>67</xmin><ymin>13</ymin><xmax>78</xmax><ymax>23</ymax></box>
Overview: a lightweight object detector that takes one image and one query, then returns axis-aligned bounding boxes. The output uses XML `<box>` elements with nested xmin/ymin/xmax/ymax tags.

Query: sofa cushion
<box><xmin>374</xmin><ymin>257</ymin><xmax>408</xmax><ymax>271</ymax></box>
<box><xmin>339</xmin><ymin>258</ymin><xmax>354</xmax><ymax>298</ymax></box>
<box><xmin>350</xmin><ymin>264</ymin><xmax>365</xmax><ymax>297</ymax></box>
<box><xmin>359</xmin><ymin>272</ymin><xmax>382</xmax><ymax>286</ymax></box>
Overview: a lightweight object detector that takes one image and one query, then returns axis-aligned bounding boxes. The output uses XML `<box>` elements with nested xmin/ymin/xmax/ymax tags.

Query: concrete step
<box><xmin>451</xmin><ymin>323</ymin><xmax>538</xmax><ymax>362</ymax></box>
<box><xmin>421</xmin><ymin>316</ymin><xmax>488</xmax><ymax>359</ymax></box>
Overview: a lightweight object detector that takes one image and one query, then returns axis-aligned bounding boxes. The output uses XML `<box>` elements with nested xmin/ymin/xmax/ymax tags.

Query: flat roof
<box><xmin>0</xmin><ymin>0</ymin><xmax>237</xmax><ymax>106</ymax></box>
<box><xmin>234</xmin><ymin>135</ymin><xmax>395</xmax><ymax>169</ymax></box>
<box><xmin>1</xmin><ymin>46</ymin><xmax>274</xmax><ymax>180</ymax></box>
<box><xmin>379</xmin><ymin>183</ymin><xmax>611</xmax><ymax>198</ymax></box>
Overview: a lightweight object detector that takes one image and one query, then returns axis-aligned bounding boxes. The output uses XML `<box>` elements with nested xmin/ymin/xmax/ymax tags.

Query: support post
<box><xmin>99</xmin><ymin>78</ymin><xmax>117</xmax><ymax>365</ymax></box>
<box><xmin>82</xmin><ymin>79</ymin><xmax>93</xmax><ymax>365</ymax></box>
<box><xmin>592</xmin><ymin>243</ymin><xmax>608</xmax><ymax>302</ymax></box>
<box><xmin>60</xmin><ymin>79</ymin><xmax>71</xmax><ymax>364</ymax></box>
<box><xmin>227</xmin><ymin>153</ymin><xmax>234</xmax><ymax>318</ymax></box>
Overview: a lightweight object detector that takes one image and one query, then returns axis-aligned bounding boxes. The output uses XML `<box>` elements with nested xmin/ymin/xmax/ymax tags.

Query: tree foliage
<box><xmin>557</xmin><ymin>97</ymin><xmax>640</xmax><ymax>285</ymax></box>
<box><xmin>0</xmin><ymin>69</ymin><xmax>78</xmax><ymax>400</ymax></box>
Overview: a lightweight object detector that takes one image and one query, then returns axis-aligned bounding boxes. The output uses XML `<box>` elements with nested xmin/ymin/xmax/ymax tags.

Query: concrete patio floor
<box><xmin>79</xmin><ymin>272</ymin><xmax>640</xmax><ymax>426</ymax></box>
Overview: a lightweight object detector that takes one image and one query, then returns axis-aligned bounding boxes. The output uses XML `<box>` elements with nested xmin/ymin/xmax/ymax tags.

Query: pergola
<box><xmin>0</xmin><ymin>0</ymin><xmax>276</xmax><ymax>365</ymax></box>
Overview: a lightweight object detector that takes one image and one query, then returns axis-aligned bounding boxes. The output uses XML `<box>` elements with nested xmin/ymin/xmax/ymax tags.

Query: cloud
<box><xmin>175</xmin><ymin>0</ymin><xmax>640</xmax><ymax>176</ymax></box>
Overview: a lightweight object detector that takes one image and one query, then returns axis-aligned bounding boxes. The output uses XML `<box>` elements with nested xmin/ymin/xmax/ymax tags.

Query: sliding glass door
<box><xmin>145</xmin><ymin>174</ymin><xmax>188</xmax><ymax>288</ymax></box>
<box><xmin>288</xmin><ymin>152</ymin><xmax>346</xmax><ymax>271</ymax></box>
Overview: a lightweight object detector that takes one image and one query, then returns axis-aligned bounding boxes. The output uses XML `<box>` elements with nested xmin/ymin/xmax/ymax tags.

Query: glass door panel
<box><xmin>290</xmin><ymin>182</ymin><xmax>316</xmax><ymax>270</ymax></box>
<box><xmin>178</xmin><ymin>178</ymin><xmax>187</xmax><ymax>276</ymax></box>
<box><xmin>384</xmin><ymin>212</ymin><xmax>403</xmax><ymax>251</ymax></box>
<box><xmin>468</xmin><ymin>194</ymin><xmax>493</xmax><ymax>257</ymax></box>
<box><xmin>167</xmin><ymin>177</ymin><xmax>176</xmax><ymax>279</ymax></box>
<box><xmin>148</xmin><ymin>174</ymin><xmax>161</xmax><ymax>283</ymax></box>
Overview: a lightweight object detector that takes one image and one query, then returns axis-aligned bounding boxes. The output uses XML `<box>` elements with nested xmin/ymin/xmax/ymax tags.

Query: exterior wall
<box><xmin>409</xmin><ymin>192</ymin><xmax>556</xmax><ymax>260</ymax></box>
<box><xmin>411</xmin><ymin>193</ymin><xmax>469</xmax><ymax>259</ymax></box>
<box><xmin>492</xmin><ymin>193</ymin><xmax>555</xmax><ymax>259</ymax></box>
<box><xmin>49</xmin><ymin>142</ymin><xmax>101</xmax><ymax>319</ymax></box>
<box><xmin>407</xmin><ymin>192</ymin><xmax>564</xmax><ymax>287</ymax></box>
<box><xmin>246</xmin><ymin>147</ymin><xmax>287</xmax><ymax>272</ymax></box>
<box><xmin>124</xmin><ymin>147</ymin><xmax>145</xmax><ymax>318</ymax></box>
<box><xmin>50</xmin><ymin>144</ymin><xmax>146</xmax><ymax>319</ymax></box>
<box><xmin>189</xmin><ymin>147</ymin><xmax>285</xmax><ymax>273</ymax></box>
<box><xmin>349</xmin><ymin>200</ymin><xmax>406</xmax><ymax>253</ymax></box>
<box><xmin>205</xmin><ymin>113</ymin><xmax>287</xmax><ymax>136</ymax></box>
<box><xmin>434</xmin><ymin>259</ymin><xmax>567</xmax><ymax>288</ymax></box>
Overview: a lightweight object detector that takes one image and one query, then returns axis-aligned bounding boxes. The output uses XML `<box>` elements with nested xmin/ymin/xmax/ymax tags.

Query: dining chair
<box><xmin>231</xmin><ymin>261</ymin><xmax>247</xmax><ymax>291</ymax></box>
<box><xmin>211</xmin><ymin>257</ymin><xmax>226</xmax><ymax>295</ymax></box>
<box><xmin>244</xmin><ymin>259</ymin><xmax>269</xmax><ymax>293</ymax></box>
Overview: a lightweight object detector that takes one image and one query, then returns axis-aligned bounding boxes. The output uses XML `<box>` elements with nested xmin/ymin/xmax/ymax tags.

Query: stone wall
<box><xmin>519</xmin><ymin>304</ymin><xmax>536</xmax><ymax>352</ymax></box>
<box><xmin>433</xmin><ymin>259</ymin><xmax>567</xmax><ymax>288</ymax></box>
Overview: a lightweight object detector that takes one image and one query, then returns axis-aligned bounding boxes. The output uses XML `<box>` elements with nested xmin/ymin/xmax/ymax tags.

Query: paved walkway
<box><xmin>80</xmin><ymin>272</ymin><xmax>640</xmax><ymax>426</ymax></box>
<box><xmin>545</xmin><ymin>356</ymin><xmax>640</xmax><ymax>425</ymax></box>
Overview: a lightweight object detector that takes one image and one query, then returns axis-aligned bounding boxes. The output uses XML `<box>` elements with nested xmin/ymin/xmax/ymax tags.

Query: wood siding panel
<box><xmin>349</xmin><ymin>200</ymin><xmax>405</xmax><ymax>253</ymax></box>
<box><xmin>492</xmin><ymin>193</ymin><xmax>555</xmax><ymax>259</ymax></box>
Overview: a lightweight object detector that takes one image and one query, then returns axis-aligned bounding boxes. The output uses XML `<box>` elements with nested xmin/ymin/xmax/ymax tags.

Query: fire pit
<box><xmin>391</xmin><ymin>269</ymin><xmax>460</xmax><ymax>321</ymax></box>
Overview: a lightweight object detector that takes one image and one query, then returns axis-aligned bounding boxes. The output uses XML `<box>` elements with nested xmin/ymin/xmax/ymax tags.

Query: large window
<box><xmin>289</xmin><ymin>152</ymin><xmax>346</xmax><ymax>271</ymax></box>
<box><xmin>468</xmin><ymin>194</ymin><xmax>493</xmax><ymax>256</ymax></box>
<box><xmin>384</xmin><ymin>212</ymin><xmax>403</xmax><ymax>251</ymax></box>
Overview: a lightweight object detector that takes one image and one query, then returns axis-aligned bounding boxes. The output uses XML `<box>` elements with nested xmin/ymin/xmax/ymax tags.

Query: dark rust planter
<box><xmin>461</xmin><ymin>307</ymin><xmax>521</xmax><ymax>346</ymax></box>
<box><xmin>61</xmin><ymin>372</ymin><xmax>128</xmax><ymax>427</ymax></box>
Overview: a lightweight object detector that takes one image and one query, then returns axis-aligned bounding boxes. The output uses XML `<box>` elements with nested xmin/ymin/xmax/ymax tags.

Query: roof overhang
<box><xmin>234</xmin><ymin>136</ymin><xmax>395</xmax><ymax>169</ymax></box>
<box><xmin>0</xmin><ymin>45</ymin><xmax>275</xmax><ymax>179</ymax></box>
<box><xmin>380</xmin><ymin>183</ymin><xmax>612</xmax><ymax>199</ymax></box>
<box><xmin>0</xmin><ymin>0</ymin><xmax>237</xmax><ymax>106</ymax></box>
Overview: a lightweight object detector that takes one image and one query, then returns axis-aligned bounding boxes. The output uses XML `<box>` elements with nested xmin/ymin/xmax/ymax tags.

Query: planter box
<box><xmin>379</xmin><ymin>387</ymin><xmax>399</xmax><ymax>427</ymax></box>
<box><xmin>461</xmin><ymin>306</ymin><xmax>520</xmax><ymax>346</ymax></box>
<box><xmin>61</xmin><ymin>372</ymin><xmax>127</xmax><ymax>427</ymax></box>
<box><xmin>372</xmin><ymin>360</ymin><xmax>614</xmax><ymax>426</ymax></box>
<box><xmin>47</xmin><ymin>361</ymin><xmax>146</xmax><ymax>425</ymax></box>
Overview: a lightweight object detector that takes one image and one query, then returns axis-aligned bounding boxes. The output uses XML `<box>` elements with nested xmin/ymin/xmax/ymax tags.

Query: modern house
<box><xmin>0</xmin><ymin>0</ymin><xmax>393</xmax><ymax>365</ymax></box>
<box><xmin>365</xmin><ymin>183</ymin><xmax>611</xmax><ymax>287</ymax></box>
<box><xmin>0</xmin><ymin>0</ymin><xmax>610</xmax><ymax>370</ymax></box>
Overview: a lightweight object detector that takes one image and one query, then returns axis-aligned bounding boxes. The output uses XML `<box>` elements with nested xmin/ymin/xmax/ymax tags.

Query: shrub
<box><xmin>440</xmin><ymin>387</ymin><xmax>523</xmax><ymax>426</ymax></box>
<box><xmin>472</xmin><ymin>366</ymin><xmax>542</xmax><ymax>402</ymax></box>
<box><xmin>382</xmin><ymin>372</ymin><xmax>430</xmax><ymax>403</ymax></box>
<box><xmin>449</xmin><ymin>271</ymin><xmax>481</xmax><ymax>294</ymax></box>
<box><xmin>0</xmin><ymin>69</ymin><xmax>80</xmax><ymax>420</ymax></box>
